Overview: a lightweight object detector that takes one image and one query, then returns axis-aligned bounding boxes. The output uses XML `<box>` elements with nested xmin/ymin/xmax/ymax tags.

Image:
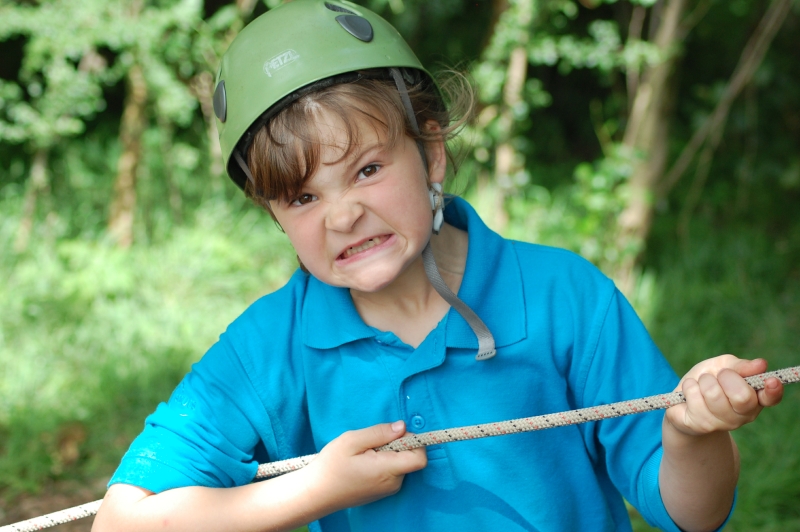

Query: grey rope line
<box><xmin>257</xmin><ymin>365</ymin><xmax>799</xmax><ymax>475</ymax></box>
<box><xmin>3</xmin><ymin>365</ymin><xmax>797</xmax><ymax>532</ymax></box>
<box><xmin>422</xmin><ymin>243</ymin><xmax>497</xmax><ymax>360</ymax></box>
<box><xmin>0</xmin><ymin>500</ymin><xmax>103</xmax><ymax>532</ymax></box>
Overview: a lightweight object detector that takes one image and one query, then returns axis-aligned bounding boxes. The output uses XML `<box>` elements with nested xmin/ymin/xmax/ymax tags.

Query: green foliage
<box><xmin>0</xmin><ymin>0</ymin><xmax>239</xmax><ymax>153</ymax></box>
<box><xmin>490</xmin><ymin>142</ymin><xmax>636</xmax><ymax>272</ymax></box>
<box><xmin>0</xmin><ymin>1</ymin><xmax>120</xmax><ymax>147</ymax></box>
<box><xmin>0</xmin><ymin>196</ymin><xmax>296</xmax><ymax>496</ymax></box>
<box><xmin>527</xmin><ymin>19</ymin><xmax>663</xmax><ymax>74</ymax></box>
<box><xmin>643</xmin><ymin>224</ymin><xmax>800</xmax><ymax>531</ymax></box>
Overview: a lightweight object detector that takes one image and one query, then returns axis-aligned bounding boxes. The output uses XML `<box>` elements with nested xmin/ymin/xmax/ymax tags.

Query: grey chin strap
<box><xmin>392</xmin><ymin>67</ymin><xmax>496</xmax><ymax>361</ymax></box>
<box><xmin>234</xmin><ymin>150</ymin><xmax>257</xmax><ymax>189</ymax></box>
<box><xmin>390</xmin><ymin>67</ymin><xmax>429</xmax><ymax>172</ymax></box>
<box><xmin>422</xmin><ymin>242</ymin><xmax>497</xmax><ymax>361</ymax></box>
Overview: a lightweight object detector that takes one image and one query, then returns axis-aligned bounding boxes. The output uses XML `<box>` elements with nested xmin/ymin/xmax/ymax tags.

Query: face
<box><xmin>269</xmin><ymin>109</ymin><xmax>445</xmax><ymax>294</ymax></box>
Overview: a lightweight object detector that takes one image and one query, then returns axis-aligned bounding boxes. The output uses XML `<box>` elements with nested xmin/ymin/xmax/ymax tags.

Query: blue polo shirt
<box><xmin>110</xmin><ymin>197</ymin><xmax>728</xmax><ymax>531</ymax></box>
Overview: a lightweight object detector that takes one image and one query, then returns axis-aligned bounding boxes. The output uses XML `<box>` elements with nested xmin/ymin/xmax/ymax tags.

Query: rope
<box><xmin>3</xmin><ymin>365</ymin><xmax>798</xmax><ymax>531</ymax></box>
<box><xmin>1</xmin><ymin>500</ymin><xmax>102</xmax><ymax>532</ymax></box>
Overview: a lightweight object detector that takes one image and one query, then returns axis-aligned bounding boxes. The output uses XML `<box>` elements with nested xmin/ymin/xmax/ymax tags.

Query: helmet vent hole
<box><xmin>324</xmin><ymin>2</ymin><xmax>355</xmax><ymax>14</ymax></box>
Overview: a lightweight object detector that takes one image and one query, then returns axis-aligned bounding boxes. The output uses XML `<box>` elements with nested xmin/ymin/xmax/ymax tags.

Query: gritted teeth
<box><xmin>343</xmin><ymin>236</ymin><xmax>387</xmax><ymax>259</ymax></box>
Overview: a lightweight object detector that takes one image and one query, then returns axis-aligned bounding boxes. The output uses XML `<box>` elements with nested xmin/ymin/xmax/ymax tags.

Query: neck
<box><xmin>350</xmin><ymin>222</ymin><xmax>468</xmax><ymax>347</ymax></box>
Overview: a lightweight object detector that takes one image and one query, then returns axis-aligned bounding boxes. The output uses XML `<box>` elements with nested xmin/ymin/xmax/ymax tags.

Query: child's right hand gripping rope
<box><xmin>2</xmin><ymin>366</ymin><xmax>798</xmax><ymax>532</ymax></box>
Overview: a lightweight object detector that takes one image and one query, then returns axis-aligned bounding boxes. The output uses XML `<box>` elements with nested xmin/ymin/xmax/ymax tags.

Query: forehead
<box><xmin>310</xmin><ymin>106</ymin><xmax>392</xmax><ymax>165</ymax></box>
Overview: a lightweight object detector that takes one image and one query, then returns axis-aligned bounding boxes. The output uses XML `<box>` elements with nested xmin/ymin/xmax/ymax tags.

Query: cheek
<box><xmin>276</xmin><ymin>214</ymin><xmax>318</xmax><ymax>256</ymax></box>
<box><xmin>289</xmin><ymin>227</ymin><xmax>319</xmax><ymax>256</ymax></box>
<box><xmin>383</xmin><ymin>176</ymin><xmax>432</xmax><ymax>221</ymax></box>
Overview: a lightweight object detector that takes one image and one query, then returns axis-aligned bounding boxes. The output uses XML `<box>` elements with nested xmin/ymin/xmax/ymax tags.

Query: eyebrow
<box><xmin>324</xmin><ymin>141</ymin><xmax>387</xmax><ymax>171</ymax></box>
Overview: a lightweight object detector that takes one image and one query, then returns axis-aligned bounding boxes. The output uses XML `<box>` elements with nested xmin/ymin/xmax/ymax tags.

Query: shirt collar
<box><xmin>302</xmin><ymin>197</ymin><xmax>527</xmax><ymax>350</ymax></box>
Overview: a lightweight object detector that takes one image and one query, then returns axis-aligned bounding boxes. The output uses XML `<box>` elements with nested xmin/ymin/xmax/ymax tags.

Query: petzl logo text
<box><xmin>264</xmin><ymin>50</ymin><xmax>300</xmax><ymax>77</ymax></box>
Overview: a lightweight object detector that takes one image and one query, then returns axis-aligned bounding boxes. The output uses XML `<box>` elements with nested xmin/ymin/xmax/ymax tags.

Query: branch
<box><xmin>626</xmin><ymin>4</ymin><xmax>647</xmax><ymax>110</ymax></box>
<box><xmin>677</xmin><ymin>0</ymin><xmax>711</xmax><ymax>41</ymax></box>
<box><xmin>659</xmin><ymin>0</ymin><xmax>794</xmax><ymax>196</ymax></box>
<box><xmin>623</xmin><ymin>0</ymin><xmax>687</xmax><ymax>149</ymax></box>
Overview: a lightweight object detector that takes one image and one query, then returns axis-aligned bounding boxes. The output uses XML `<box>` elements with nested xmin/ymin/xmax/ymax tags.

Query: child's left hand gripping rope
<box><xmin>3</xmin><ymin>366</ymin><xmax>798</xmax><ymax>532</ymax></box>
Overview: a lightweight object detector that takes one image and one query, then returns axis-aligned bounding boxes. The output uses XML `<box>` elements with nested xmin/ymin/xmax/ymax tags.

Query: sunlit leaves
<box><xmin>0</xmin><ymin>0</ymin><xmax>224</xmax><ymax>147</ymax></box>
<box><xmin>499</xmin><ymin>143</ymin><xmax>637</xmax><ymax>271</ymax></box>
<box><xmin>527</xmin><ymin>20</ymin><xmax>662</xmax><ymax>74</ymax></box>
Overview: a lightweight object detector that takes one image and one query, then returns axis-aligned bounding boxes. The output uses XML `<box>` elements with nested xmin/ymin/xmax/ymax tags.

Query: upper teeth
<box><xmin>345</xmin><ymin>237</ymin><xmax>383</xmax><ymax>258</ymax></box>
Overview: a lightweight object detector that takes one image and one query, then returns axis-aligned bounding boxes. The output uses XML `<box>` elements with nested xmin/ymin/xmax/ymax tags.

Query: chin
<box><xmin>308</xmin><ymin>268</ymin><xmax>393</xmax><ymax>292</ymax></box>
<box><xmin>347</xmin><ymin>276</ymin><xmax>396</xmax><ymax>294</ymax></box>
<box><xmin>345</xmin><ymin>265</ymin><xmax>406</xmax><ymax>293</ymax></box>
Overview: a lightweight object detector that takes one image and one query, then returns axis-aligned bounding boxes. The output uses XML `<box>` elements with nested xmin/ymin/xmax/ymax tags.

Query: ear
<box><xmin>422</xmin><ymin>120</ymin><xmax>447</xmax><ymax>186</ymax></box>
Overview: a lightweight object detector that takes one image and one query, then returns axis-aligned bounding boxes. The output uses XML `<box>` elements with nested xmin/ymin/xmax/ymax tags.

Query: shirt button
<box><xmin>410</xmin><ymin>415</ymin><xmax>425</xmax><ymax>430</ymax></box>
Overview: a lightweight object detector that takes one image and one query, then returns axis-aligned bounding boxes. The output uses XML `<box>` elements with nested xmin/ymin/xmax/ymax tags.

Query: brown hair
<box><xmin>245</xmin><ymin>69</ymin><xmax>475</xmax><ymax>213</ymax></box>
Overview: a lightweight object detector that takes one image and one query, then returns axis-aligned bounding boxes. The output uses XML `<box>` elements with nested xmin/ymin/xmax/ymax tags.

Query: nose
<box><xmin>324</xmin><ymin>197</ymin><xmax>364</xmax><ymax>232</ymax></box>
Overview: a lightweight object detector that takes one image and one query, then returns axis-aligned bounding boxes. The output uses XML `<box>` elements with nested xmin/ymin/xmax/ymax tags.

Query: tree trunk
<box><xmin>108</xmin><ymin>62</ymin><xmax>147</xmax><ymax>248</ymax></box>
<box><xmin>156</xmin><ymin>114</ymin><xmax>183</xmax><ymax>224</ymax></box>
<box><xmin>491</xmin><ymin>45</ymin><xmax>529</xmax><ymax>232</ymax></box>
<box><xmin>660</xmin><ymin>0</ymin><xmax>793</xmax><ymax>198</ymax></box>
<box><xmin>14</xmin><ymin>147</ymin><xmax>49</xmax><ymax>253</ymax></box>
<box><xmin>190</xmin><ymin>71</ymin><xmax>224</xmax><ymax>190</ymax></box>
<box><xmin>614</xmin><ymin>0</ymin><xmax>688</xmax><ymax>295</ymax></box>
<box><xmin>476</xmin><ymin>0</ymin><xmax>534</xmax><ymax>233</ymax></box>
<box><xmin>613</xmin><ymin>0</ymin><xmax>792</xmax><ymax>294</ymax></box>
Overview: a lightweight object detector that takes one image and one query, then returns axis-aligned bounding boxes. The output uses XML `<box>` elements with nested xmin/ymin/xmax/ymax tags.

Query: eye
<box><xmin>357</xmin><ymin>164</ymin><xmax>381</xmax><ymax>180</ymax></box>
<box><xmin>290</xmin><ymin>193</ymin><xmax>317</xmax><ymax>206</ymax></box>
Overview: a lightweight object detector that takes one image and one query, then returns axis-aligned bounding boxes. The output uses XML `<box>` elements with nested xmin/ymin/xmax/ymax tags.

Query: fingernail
<box><xmin>767</xmin><ymin>379</ymin><xmax>779</xmax><ymax>390</ymax></box>
<box><xmin>391</xmin><ymin>420</ymin><xmax>404</xmax><ymax>433</ymax></box>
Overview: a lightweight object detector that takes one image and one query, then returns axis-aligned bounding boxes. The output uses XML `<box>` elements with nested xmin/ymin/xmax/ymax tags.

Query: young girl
<box><xmin>93</xmin><ymin>1</ymin><xmax>784</xmax><ymax>531</ymax></box>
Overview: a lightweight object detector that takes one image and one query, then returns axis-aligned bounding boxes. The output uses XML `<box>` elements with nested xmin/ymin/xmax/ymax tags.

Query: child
<box><xmin>93</xmin><ymin>1</ymin><xmax>784</xmax><ymax>531</ymax></box>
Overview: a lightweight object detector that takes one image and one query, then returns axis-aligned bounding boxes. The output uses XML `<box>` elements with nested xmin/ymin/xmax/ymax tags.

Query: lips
<box><xmin>339</xmin><ymin>235</ymin><xmax>390</xmax><ymax>260</ymax></box>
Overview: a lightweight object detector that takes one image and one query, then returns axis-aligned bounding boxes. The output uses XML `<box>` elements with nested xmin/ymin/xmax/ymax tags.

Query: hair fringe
<box><xmin>245</xmin><ymin>69</ymin><xmax>477</xmax><ymax>213</ymax></box>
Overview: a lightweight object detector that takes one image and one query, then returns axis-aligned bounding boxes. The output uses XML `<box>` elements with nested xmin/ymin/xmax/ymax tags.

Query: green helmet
<box><xmin>213</xmin><ymin>0</ymin><xmax>429</xmax><ymax>191</ymax></box>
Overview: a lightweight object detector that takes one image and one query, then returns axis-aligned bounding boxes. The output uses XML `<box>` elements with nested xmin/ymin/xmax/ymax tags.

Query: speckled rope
<box><xmin>0</xmin><ymin>500</ymin><xmax>102</xmax><ymax>532</ymax></box>
<box><xmin>3</xmin><ymin>366</ymin><xmax>798</xmax><ymax>532</ymax></box>
<box><xmin>256</xmin><ymin>365</ymin><xmax>800</xmax><ymax>477</ymax></box>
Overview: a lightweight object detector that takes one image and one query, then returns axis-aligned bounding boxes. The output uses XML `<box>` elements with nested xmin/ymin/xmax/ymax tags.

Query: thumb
<box><xmin>342</xmin><ymin>421</ymin><xmax>407</xmax><ymax>453</ymax></box>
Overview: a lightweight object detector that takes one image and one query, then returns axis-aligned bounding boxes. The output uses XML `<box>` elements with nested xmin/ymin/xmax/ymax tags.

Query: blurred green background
<box><xmin>1</xmin><ymin>0</ymin><xmax>798</xmax><ymax>530</ymax></box>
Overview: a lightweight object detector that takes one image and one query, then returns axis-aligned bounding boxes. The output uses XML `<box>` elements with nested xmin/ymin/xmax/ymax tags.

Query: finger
<box><xmin>756</xmin><ymin>377</ymin><xmax>784</xmax><ymax>407</ymax></box>
<box><xmin>730</xmin><ymin>357</ymin><xmax>768</xmax><ymax>378</ymax></box>
<box><xmin>716</xmin><ymin>369</ymin><xmax>760</xmax><ymax>418</ymax></box>
<box><xmin>379</xmin><ymin>445</ymin><xmax>428</xmax><ymax>475</ymax></box>
<box><xmin>341</xmin><ymin>421</ymin><xmax>408</xmax><ymax>453</ymax></box>
<box><xmin>683</xmin><ymin>374</ymin><xmax>746</xmax><ymax>432</ymax></box>
<box><xmin>677</xmin><ymin>354</ymin><xmax>745</xmax><ymax>388</ymax></box>
<box><xmin>695</xmin><ymin>373</ymin><xmax>745</xmax><ymax>427</ymax></box>
<box><xmin>680</xmin><ymin>377</ymin><xmax>718</xmax><ymax>433</ymax></box>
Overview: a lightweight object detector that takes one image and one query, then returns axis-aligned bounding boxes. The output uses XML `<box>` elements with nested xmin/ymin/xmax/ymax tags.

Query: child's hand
<box><xmin>665</xmin><ymin>355</ymin><xmax>783</xmax><ymax>437</ymax></box>
<box><xmin>304</xmin><ymin>420</ymin><xmax>427</xmax><ymax>512</ymax></box>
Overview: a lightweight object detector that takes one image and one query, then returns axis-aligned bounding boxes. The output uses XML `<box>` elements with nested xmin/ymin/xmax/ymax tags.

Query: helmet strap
<box><xmin>393</xmin><ymin>67</ymin><xmax>497</xmax><ymax>360</ymax></box>
<box><xmin>422</xmin><ymin>242</ymin><xmax>497</xmax><ymax>361</ymax></box>
<box><xmin>389</xmin><ymin>67</ymin><xmax>429</xmax><ymax>173</ymax></box>
<box><xmin>234</xmin><ymin>150</ymin><xmax>257</xmax><ymax>190</ymax></box>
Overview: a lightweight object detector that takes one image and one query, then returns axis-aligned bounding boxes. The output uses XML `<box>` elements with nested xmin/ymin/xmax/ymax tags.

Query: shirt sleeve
<box><xmin>578</xmin><ymin>287</ymin><xmax>736</xmax><ymax>531</ymax></box>
<box><xmin>108</xmin><ymin>332</ymin><xmax>274</xmax><ymax>493</ymax></box>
